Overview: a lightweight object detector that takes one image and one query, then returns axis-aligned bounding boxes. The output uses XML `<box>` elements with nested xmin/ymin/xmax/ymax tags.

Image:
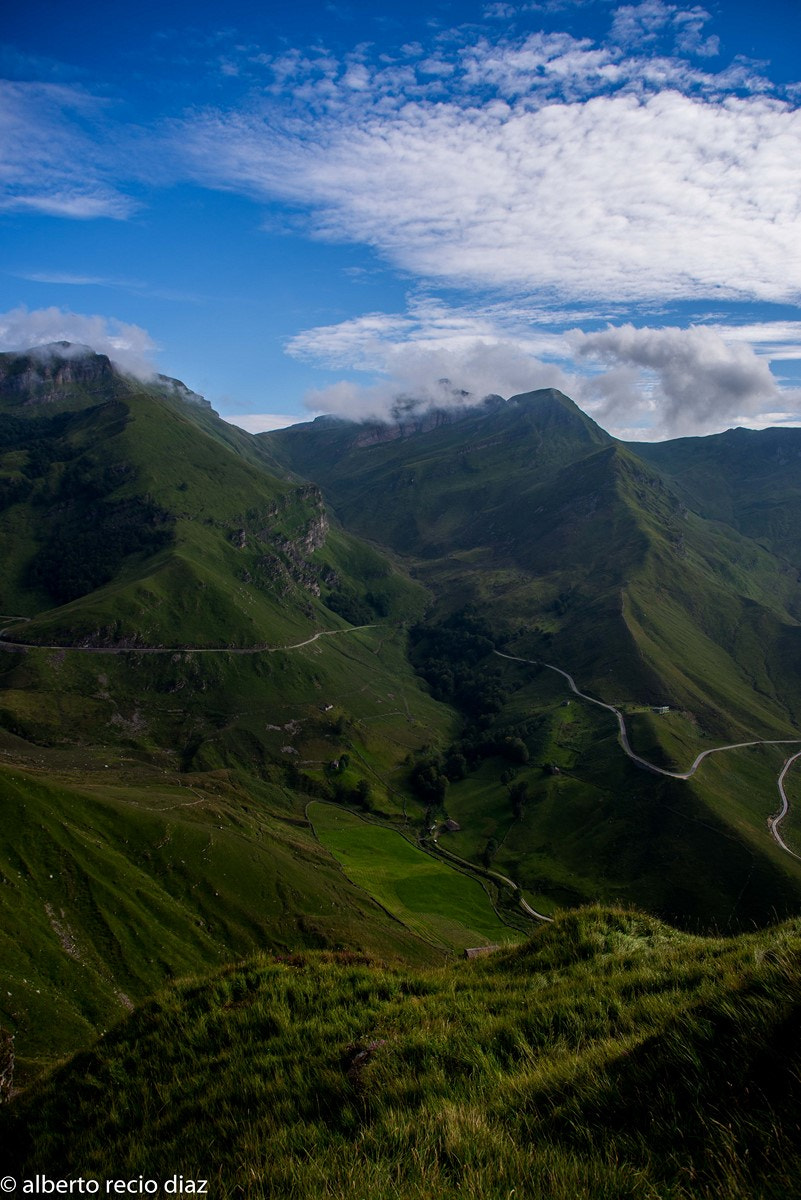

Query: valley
<box><xmin>5</xmin><ymin>0</ymin><xmax>801</xmax><ymax>1189</ymax></box>
<box><xmin>3</xmin><ymin>345</ymin><xmax>801</xmax><ymax>1196</ymax></box>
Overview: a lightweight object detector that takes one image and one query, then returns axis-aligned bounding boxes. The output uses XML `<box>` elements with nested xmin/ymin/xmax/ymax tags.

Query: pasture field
<box><xmin>308</xmin><ymin>802</ymin><xmax>523</xmax><ymax>952</ymax></box>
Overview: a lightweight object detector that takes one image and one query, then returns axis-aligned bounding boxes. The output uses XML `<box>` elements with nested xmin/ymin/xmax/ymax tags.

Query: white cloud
<box><xmin>610</xmin><ymin>2</ymin><xmax>719</xmax><ymax>57</ymax></box>
<box><xmin>703</xmin><ymin>322</ymin><xmax>801</xmax><ymax>362</ymax></box>
<box><xmin>0</xmin><ymin>306</ymin><xmax>158</xmax><ymax>379</ymax></box>
<box><xmin>287</xmin><ymin>298</ymin><xmax>801</xmax><ymax>438</ymax></box>
<box><xmin>287</xmin><ymin>296</ymin><xmax>575</xmax><ymax>421</ymax></box>
<box><xmin>287</xmin><ymin>312</ymin><xmax>417</xmax><ymax>370</ymax></box>
<box><xmin>19</xmin><ymin>271</ymin><xmax>146</xmax><ymax>288</ymax></box>
<box><xmin>173</xmin><ymin>28</ymin><xmax>801</xmax><ymax>308</ymax></box>
<box><xmin>572</xmin><ymin>323</ymin><xmax>784</xmax><ymax>435</ymax></box>
<box><xmin>611</xmin><ymin>0</ymin><xmax>672</xmax><ymax>45</ymax></box>
<box><xmin>287</xmin><ymin>297</ymin><xmax>571</xmax><ymax>370</ymax></box>
<box><xmin>672</xmin><ymin>8</ymin><xmax>719</xmax><ymax>58</ymax></box>
<box><xmin>0</xmin><ymin>81</ymin><xmax>136</xmax><ymax>220</ymax></box>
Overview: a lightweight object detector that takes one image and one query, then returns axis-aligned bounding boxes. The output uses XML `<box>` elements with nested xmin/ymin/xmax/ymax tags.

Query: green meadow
<box><xmin>308</xmin><ymin>802</ymin><xmax>522</xmax><ymax>952</ymax></box>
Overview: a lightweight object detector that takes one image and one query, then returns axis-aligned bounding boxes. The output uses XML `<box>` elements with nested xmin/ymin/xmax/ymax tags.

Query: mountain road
<box><xmin>495</xmin><ymin>650</ymin><xmax>801</xmax><ymax>862</ymax></box>
<box><xmin>0</xmin><ymin>624</ymin><xmax>379</xmax><ymax>655</ymax></box>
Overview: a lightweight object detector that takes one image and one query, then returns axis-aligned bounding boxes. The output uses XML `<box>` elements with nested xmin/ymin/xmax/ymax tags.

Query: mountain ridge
<box><xmin>4</xmin><ymin>343</ymin><xmax>801</xmax><ymax>1089</ymax></box>
<box><xmin>264</xmin><ymin>389</ymin><xmax>801</xmax><ymax>732</ymax></box>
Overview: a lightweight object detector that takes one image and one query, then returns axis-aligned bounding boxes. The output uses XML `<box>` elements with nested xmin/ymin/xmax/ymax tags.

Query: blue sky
<box><xmin>2</xmin><ymin>0</ymin><xmax>801</xmax><ymax>438</ymax></box>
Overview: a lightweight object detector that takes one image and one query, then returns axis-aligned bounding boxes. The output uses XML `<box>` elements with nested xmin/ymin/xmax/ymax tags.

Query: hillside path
<box><xmin>430</xmin><ymin>836</ymin><xmax>553</xmax><ymax>923</ymax></box>
<box><xmin>494</xmin><ymin>650</ymin><xmax>801</xmax><ymax>860</ymax></box>
<box><xmin>769</xmin><ymin>751</ymin><xmax>801</xmax><ymax>862</ymax></box>
<box><xmin>0</xmin><ymin>624</ymin><xmax>379</xmax><ymax>655</ymax></box>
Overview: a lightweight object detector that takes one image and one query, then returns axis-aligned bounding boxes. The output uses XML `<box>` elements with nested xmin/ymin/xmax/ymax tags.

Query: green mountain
<box><xmin>265</xmin><ymin>391</ymin><xmax>801</xmax><ymax>734</ymax></box>
<box><xmin>264</xmin><ymin>393</ymin><xmax>801</xmax><ymax>924</ymax></box>
<box><xmin>0</xmin><ymin>346</ymin><xmax>467</xmax><ymax>1079</ymax></box>
<box><xmin>5</xmin><ymin>352</ymin><xmax>801</xmax><ymax>1196</ymax></box>
<box><xmin>0</xmin><ymin>344</ymin><xmax>424</xmax><ymax>648</ymax></box>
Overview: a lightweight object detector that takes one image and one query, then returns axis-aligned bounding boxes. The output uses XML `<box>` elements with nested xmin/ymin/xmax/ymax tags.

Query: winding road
<box><xmin>429</xmin><ymin>836</ymin><xmax>554</xmax><ymax>923</ymax></box>
<box><xmin>769</xmin><ymin>752</ymin><xmax>801</xmax><ymax>863</ymax></box>
<box><xmin>495</xmin><ymin>650</ymin><xmax>801</xmax><ymax>862</ymax></box>
<box><xmin>0</xmin><ymin>624</ymin><xmax>378</xmax><ymax>655</ymax></box>
<box><xmin>3</xmin><ymin>615</ymin><xmax>799</xmax><ymax>897</ymax></box>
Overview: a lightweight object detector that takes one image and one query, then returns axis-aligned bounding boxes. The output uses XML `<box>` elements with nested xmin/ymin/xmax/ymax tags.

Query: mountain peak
<box><xmin>0</xmin><ymin>342</ymin><xmax>116</xmax><ymax>408</ymax></box>
<box><xmin>0</xmin><ymin>343</ymin><xmax>215</xmax><ymax>416</ymax></box>
<box><xmin>508</xmin><ymin>387</ymin><xmax>572</xmax><ymax>404</ymax></box>
<box><xmin>503</xmin><ymin>387</ymin><xmax>610</xmax><ymax>444</ymax></box>
<box><xmin>30</xmin><ymin>340</ymin><xmax>99</xmax><ymax>360</ymax></box>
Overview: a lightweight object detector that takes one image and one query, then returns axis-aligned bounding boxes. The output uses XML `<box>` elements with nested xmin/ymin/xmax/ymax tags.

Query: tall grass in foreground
<box><xmin>5</xmin><ymin>906</ymin><xmax>801</xmax><ymax>1198</ymax></box>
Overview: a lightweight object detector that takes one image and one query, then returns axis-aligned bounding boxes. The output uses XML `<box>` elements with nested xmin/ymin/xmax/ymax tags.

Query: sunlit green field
<box><xmin>308</xmin><ymin>801</ymin><xmax>522</xmax><ymax>952</ymax></box>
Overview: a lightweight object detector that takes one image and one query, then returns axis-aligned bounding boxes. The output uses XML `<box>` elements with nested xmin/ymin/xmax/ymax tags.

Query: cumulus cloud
<box><xmin>287</xmin><ymin>297</ymin><xmax>574</xmax><ymax>422</ymax></box>
<box><xmin>0</xmin><ymin>306</ymin><xmax>158</xmax><ymax>379</ymax></box>
<box><xmin>611</xmin><ymin>1</ymin><xmax>719</xmax><ymax>57</ymax></box>
<box><xmin>573</xmin><ymin>323</ymin><xmax>784</xmax><ymax>435</ymax></box>
<box><xmin>287</xmin><ymin>298</ymin><xmax>801</xmax><ymax>438</ymax></box>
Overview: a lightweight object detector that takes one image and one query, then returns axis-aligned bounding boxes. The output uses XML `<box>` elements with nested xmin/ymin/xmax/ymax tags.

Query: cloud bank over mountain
<box><xmin>286</xmin><ymin>298</ymin><xmax>801</xmax><ymax>438</ymax></box>
<box><xmin>0</xmin><ymin>307</ymin><xmax>158</xmax><ymax>379</ymax></box>
<box><xmin>2</xmin><ymin>1</ymin><xmax>801</xmax><ymax>435</ymax></box>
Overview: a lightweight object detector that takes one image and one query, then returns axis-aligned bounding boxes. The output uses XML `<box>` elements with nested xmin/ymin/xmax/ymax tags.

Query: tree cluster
<box><xmin>324</xmin><ymin>587</ymin><xmax>375</xmax><ymax>626</ymax></box>
<box><xmin>324</xmin><ymin>584</ymin><xmax>392</xmax><ymax>626</ymax></box>
<box><xmin>29</xmin><ymin>457</ymin><xmax>171</xmax><ymax>606</ymax></box>
<box><xmin>408</xmin><ymin>607</ymin><xmax>509</xmax><ymax>720</ymax></box>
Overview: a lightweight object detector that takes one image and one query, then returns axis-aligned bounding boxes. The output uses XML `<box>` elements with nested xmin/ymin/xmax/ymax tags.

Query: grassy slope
<box><xmin>6</xmin><ymin>906</ymin><xmax>801</xmax><ymax>1199</ymax></box>
<box><xmin>0</xmin><ymin>763</ymin><xmax>442</xmax><ymax>1077</ymax></box>
<box><xmin>442</xmin><ymin>662</ymin><xmax>801</xmax><ymax>929</ymax></box>
<box><xmin>615</xmin><ymin>450</ymin><xmax>801</xmax><ymax>736</ymax></box>
<box><xmin>633</xmin><ymin>425</ymin><xmax>801</xmax><ymax>563</ymax></box>
<box><xmin>0</xmin><ymin>620</ymin><xmax>465</xmax><ymax>1079</ymax></box>
<box><xmin>309</xmin><ymin>802</ymin><xmax>521</xmax><ymax>952</ymax></box>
